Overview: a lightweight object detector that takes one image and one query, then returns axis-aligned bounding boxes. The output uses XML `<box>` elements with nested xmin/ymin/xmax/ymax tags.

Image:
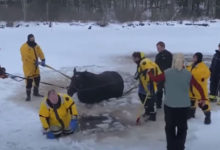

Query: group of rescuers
<box><xmin>0</xmin><ymin>34</ymin><xmax>219</xmax><ymax>149</ymax></box>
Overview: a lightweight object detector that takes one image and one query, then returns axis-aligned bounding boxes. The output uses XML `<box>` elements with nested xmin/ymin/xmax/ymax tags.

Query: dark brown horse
<box><xmin>67</xmin><ymin>68</ymin><xmax>124</xmax><ymax>104</ymax></box>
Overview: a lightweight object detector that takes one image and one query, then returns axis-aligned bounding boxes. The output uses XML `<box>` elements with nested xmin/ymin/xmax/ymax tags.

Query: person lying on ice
<box><xmin>0</xmin><ymin>66</ymin><xmax>8</xmax><ymax>79</ymax></box>
<box><xmin>39</xmin><ymin>89</ymin><xmax>78</xmax><ymax>139</ymax></box>
<box><xmin>186</xmin><ymin>52</ymin><xmax>211</xmax><ymax>124</ymax></box>
<box><xmin>132</xmin><ymin>52</ymin><xmax>162</xmax><ymax>121</ymax></box>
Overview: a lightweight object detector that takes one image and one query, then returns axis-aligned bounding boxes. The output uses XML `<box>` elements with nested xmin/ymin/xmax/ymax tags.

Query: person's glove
<box><xmin>46</xmin><ymin>129</ymin><xmax>55</xmax><ymax>139</ymax></box>
<box><xmin>40</xmin><ymin>59</ymin><xmax>46</xmax><ymax>67</ymax></box>
<box><xmin>47</xmin><ymin>131</ymin><xmax>55</xmax><ymax>139</ymax></box>
<box><xmin>43</xmin><ymin>128</ymin><xmax>55</xmax><ymax>139</ymax></box>
<box><xmin>198</xmin><ymin>100</ymin><xmax>208</xmax><ymax>111</ymax></box>
<box><xmin>70</xmin><ymin>118</ymin><xmax>78</xmax><ymax>131</ymax></box>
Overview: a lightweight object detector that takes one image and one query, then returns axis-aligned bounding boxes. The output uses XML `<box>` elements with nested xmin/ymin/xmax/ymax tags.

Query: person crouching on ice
<box><xmin>39</xmin><ymin>89</ymin><xmax>78</xmax><ymax>139</ymax></box>
<box><xmin>132</xmin><ymin>52</ymin><xmax>162</xmax><ymax>121</ymax></box>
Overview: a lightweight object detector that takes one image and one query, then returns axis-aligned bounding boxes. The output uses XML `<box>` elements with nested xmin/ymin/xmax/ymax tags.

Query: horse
<box><xmin>67</xmin><ymin>68</ymin><xmax>124</xmax><ymax>104</ymax></box>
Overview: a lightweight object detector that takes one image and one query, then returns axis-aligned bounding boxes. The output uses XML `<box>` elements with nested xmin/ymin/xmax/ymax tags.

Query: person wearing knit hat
<box><xmin>132</xmin><ymin>51</ymin><xmax>162</xmax><ymax>121</ymax></box>
<box><xmin>209</xmin><ymin>43</ymin><xmax>220</xmax><ymax>104</ymax></box>
<box><xmin>186</xmin><ymin>52</ymin><xmax>211</xmax><ymax>124</ymax></box>
<box><xmin>20</xmin><ymin>34</ymin><xmax>46</xmax><ymax>101</ymax></box>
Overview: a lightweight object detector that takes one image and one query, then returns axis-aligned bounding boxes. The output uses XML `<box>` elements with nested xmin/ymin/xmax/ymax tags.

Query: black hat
<box><xmin>194</xmin><ymin>52</ymin><xmax>203</xmax><ymax>63</ymax></box>
<box><xmin>27</xmin><ymin>34</ymin><xmax>34</xmax><ymax>41</ymax></box>
<box><xmin>132</xmin><ymin>52</ymin><xmax>141</xmax><ymax>58</ymax></box>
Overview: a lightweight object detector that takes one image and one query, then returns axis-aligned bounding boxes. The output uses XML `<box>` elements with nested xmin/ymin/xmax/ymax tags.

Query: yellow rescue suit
<box><xmin>39</xmin><ymin>93</ymin><xmax>78</xmax><ymax>129</ymax></box>
<box><xmin>138</xmin><ymin>53</ymin><xmax>162</xmax><ymax>96</ymax></box>
<box><xmin>187</xmin><ymin>62</ymin><xmax>211</xmax><ymax>112</ymax></box>
<box><xmin>20</xmin><ymin>43</ymin><xmax>45</xmax><ymax>78</ymax></box>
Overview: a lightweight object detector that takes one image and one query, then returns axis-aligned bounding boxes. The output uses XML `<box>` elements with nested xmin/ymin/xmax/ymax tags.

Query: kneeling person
<box><xmin>39</xmin><ymin>89</ymin><xmax>78</xmax><ymax>139</ymax></box>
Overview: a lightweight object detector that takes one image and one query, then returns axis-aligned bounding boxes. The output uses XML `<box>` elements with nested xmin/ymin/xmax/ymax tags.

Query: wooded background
<box><xmin>0</xmin><ymin>0</ymin><xmax>220</xmax><ymax>22</ymax></box>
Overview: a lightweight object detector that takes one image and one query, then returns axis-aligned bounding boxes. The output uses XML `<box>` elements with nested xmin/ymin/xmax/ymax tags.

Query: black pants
<box><xmin>210</xmin><ymin>76</ymin><xmax>220</xmax><ymax>96</ymax></box>
<box><xmin>164</xmin><ymin>105</ymin><xmax>189</xmax><ymax>150</ymax></box>
<box><xmin>26</xmin><ymin>76</ymin><xmax>40</xmax><ymax>89</ymax></box>
<box><xmin>138</xmin><ymin>93</ymin><xmax>156</xmax><ymax>114</ymax></box>
<box><xmin>157</xmin><ymin>81</ymin><xmax>164</xmax><ymax>107</ymax></box>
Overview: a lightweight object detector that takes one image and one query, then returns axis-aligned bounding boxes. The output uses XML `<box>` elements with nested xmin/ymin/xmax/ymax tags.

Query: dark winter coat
<box><xmin>210</xmin><ymin>50</ymin><xmax>220</xmax><ymax>80</ymax></box>
<box><xmin>155</xmin><ymin>50</ymin><xmax>173</xmax><ymax>72</ymax></box>
<box><xmin>0</xmin><ymin>66</ymin><xmax>5</xmax><ymax>75</ymax></box>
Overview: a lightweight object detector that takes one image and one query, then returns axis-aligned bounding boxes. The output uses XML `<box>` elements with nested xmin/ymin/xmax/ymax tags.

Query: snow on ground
<box><xmin>0</xmin><ymin>21</ymin><xmax>220</xmax><ymax>150</ymax></box>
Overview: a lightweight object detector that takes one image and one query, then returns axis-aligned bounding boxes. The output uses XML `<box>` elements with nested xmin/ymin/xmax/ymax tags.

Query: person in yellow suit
<box><xmin>132</xmin><ymin>52</ymin><xmax>162</xmax><ymax>121</ymax></box>
<box><xmin>20</xmin><ymin>34</ymin><xmax>46</xmax><ymax>101</ymax></box>
<box><xmin>39</xmin><ymin>89</ymin><xmax>78</xmax><ymax>139</ymax></box>
<box><xmin>186</xmin><ymin>52</ymin><xmax>211</xmax><ymax>124</ymax></box>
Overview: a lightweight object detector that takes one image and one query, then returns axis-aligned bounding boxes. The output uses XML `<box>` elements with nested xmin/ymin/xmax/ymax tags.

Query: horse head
<box><xmin>67</xmin><ymin>68</ymin><xmax>83</xmax><ymax>96</ymax></box>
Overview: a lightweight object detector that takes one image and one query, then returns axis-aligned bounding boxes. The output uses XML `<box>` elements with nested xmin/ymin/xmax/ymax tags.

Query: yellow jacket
<box><xmin>39</xmin><ymin>93</ymin><xmax>78</xmax><ymax>129</ymax></box>
<box><xmin>20</xmin><ymin>43</ymin><xmax>45</xmax><ymax>78</ymax></box>
<box><xmin>186</xmin><ymin>62</ymin><xmax>210</xmax><ymax>100</ymax></box>
<box><xmin>138</xmin><ymin>54</ymin><xmax>162</xmax><ymax>95</ymax></box>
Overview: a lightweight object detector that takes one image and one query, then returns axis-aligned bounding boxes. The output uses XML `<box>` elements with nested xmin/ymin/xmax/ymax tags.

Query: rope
<box><xmin>44</xmin><ymin>65</ymin><xmax>71</xmax><ymax>79</ymax></box>
<box><xmin>6</xmin><ymin>73</ymin><xmax>68</xmax><ymax>89</ymax></box>
<box><xmin>6</xmin><ymin>72</ymin><xmax>137</xmax><ymax>96</ymax></box>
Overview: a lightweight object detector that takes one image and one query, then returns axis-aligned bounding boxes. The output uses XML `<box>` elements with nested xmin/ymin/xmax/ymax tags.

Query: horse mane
<box><xmin>80</xmin><ymin>71</ymin><xmax>97</xmax><ymax>78</ymax></box>
<box><xmin>76</xmin><ymin>71</ymin><xmax>100</xmax><ymax>84</ymax></box>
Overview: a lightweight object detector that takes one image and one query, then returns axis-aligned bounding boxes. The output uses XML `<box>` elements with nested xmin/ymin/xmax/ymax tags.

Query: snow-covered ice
<box><xmin>0</xmin><ymin>20</ymin><xmax>220</xmax><ymax>150</ymax></box>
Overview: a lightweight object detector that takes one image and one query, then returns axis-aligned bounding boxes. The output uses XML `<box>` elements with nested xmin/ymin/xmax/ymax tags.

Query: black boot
<box><xmin>148</xmin><ymin>113</ymin><xmax>156</xmax><ymax>121</ymax></box>
<box><xmin>33</xmin><ymin>86</ymin><xmax>43</xmax><ymax>97</ymax></box>
<box><xmin>26</xmin><ymin>88</ymin><xmax>31</xmax><ymax>101</ymax></box>
<box><xmin>187</xmin><ymin>108</ymin><xmax>196</xmax><ymax>119</ymax></box>
<box><xmin>142</xmin><ymin>108</ymin><xmax>150</xmax><ymax>117</ymax></box>
<box><xmin>204</xmin><ymin>111</ymin><xmax>211</xmax><ymax>125</ymax></box>
<box><xmin>210</xmin><ymin>98</ymin><xmax>217</xmax><ymax>102</ymax></box>
<box><xmin>209</xmin><ymin>95</ymin><xmax>217</xmax><ymax>102</ymax></box>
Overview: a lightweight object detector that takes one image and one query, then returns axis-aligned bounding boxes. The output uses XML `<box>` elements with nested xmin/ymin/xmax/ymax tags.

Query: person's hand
<box><xmin>44</xmin><ymin>129</ymin><xmax>55</xmax><ymax>139</ymax></box>
<box><xmin>40</xmin><ymin>59</ymin><xmax>46</xmax><ymax>67</ymax></box>
<box><xmin>70</xmin><ymin>118</ymin><xmax>78</xmax><ymax>131</ymax></box>
<box><xmin>198</xmin><ymin>100</ymin><xmax>208</xmax><ymax>110</ymax></box>
<box><xmin>198</xmin><ymin>100</ymin><xmax>206</xmax><ymax>107</ymax></box>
